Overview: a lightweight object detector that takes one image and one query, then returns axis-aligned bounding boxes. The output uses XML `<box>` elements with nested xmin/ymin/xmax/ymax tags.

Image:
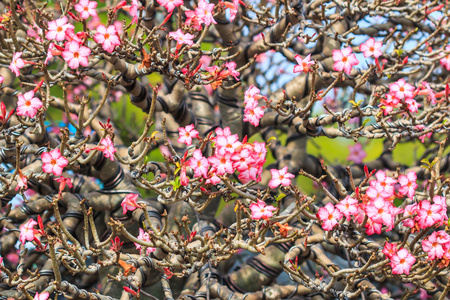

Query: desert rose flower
<box><xmin>74</xmin><ymin>0</ymin><xmax>98</xmax><ymax>19</ymax></box>
<box><xmin>359</xmin><ymin>37</ymin><xmax>383</xmax><ymax>58</ymax></box>
<box><xmin>157</xmin><ymin>0</ymin><xmax>183</xmax><ymax>13</ymax></box>
<box><xmin>293</xmin><ymin>54</ymin><xmax>315</xmax><ymax>73</ymax></box>
<box><xmin>390</xmin><ymin>248</ymin><xmax>415</xmax><ymax>275</ymax></box>
<box><xmin>177</xmin><ymin>124</ymin><xmax>199</xmax><ymax>146</ymax></box>
<box><xmin>62</xmin><ymin>41</ymin><xmax>91</xmax><ymax>69</ymax></box>
<box><xmin>269</xmin><ymin>166</ymin><xmax>294</xmax><ymax>188</ymax></box>
<box><xmin>33</xmin><ymin>292</ymin><xmax>50</xmax><ymax>300</ymax></box>
<box><xmin>94</xmin><ymin>25</ymin><xmax>120</xmax><ymax>53</ymax></box>
<box><xmin>332</xmin><ymin>47</ymin><xmax>359</xmax><ymax>74</ymax></box>
<box><xmin>9</xmin><ymin>52</ymin><xmax>25</xmax><ymax>76</ymax></box>
<box><xmin>249</xmin><ymin>199</ymin><xmax>276</xmax><ymax>220</ymax></box>
<box><xmin>41</xmin><ymin>148</ymin><xmax>69</xmax><ymax>177</ymax></box>
<box><xmin>121</xmin><ymin>193</ymin><xmax>140</xmax><ymax>214</ymax></box>
<box><xmin>16</xmin><ymin>91</ymin><xmax>42</xmax><ymax>118</ymax></box>
<box><xmin>46</xmin><ymin>16</ymin><xmax>75</xmax><ymax>41</ymax></box>
<box><xmin>317</xmin><ymin>202</ymin><xmax>342</xmax><ymax>231</ymax></box>
<box><xmin>19</xmin><ymin>219</ymin><xmax>38</xmax><ymax>244</ymax></box>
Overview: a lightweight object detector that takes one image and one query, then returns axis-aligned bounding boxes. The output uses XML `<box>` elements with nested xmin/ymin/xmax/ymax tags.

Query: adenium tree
<box><xmin>0</xmin><ymin>0</ymin><xmax>450</xmax><ymax>299</ymax></box>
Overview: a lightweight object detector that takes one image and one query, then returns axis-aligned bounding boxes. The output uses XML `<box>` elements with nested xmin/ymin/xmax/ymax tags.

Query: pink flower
<box><xmin>41</xmin><ymin>148</ymin><xmax>69</xmax><ymax>177</ymax></box>
<box><xmin>33</xmin><ymin>292</ymin><xmax>49</xmax><ymax>300</ymax></box>
<box><xmin>359</xmin><ymin>38</ymin><xmax>382</xmax><ymax>58</ymax></box>
<box><xmin>415</xmin><ymin>125</ymin><xmax>432</xmax><ymax>143</ymax></box>
<box><xmin>19</xmin><ymin>219</ymin><xmax>38</xmax><ymax>244</ymax></box>
<box><xmin>187</xmin><ymin>149</ymin><xmax>209</xmax><ymax>178</ymax></box>
<box><xmin>417</xmin><ymin>200</ymin><xmax>445</xmax><ymax>229</ymax></box>
<box><xmin>86</xmin><ymin>137</ymin><xmax>117</xmax><ymax>161</ymax></box>
<box><xmin>404</xmin><ymin>98</ymin><xmax>420</xmax><ymax>113</ymax></box>
<box><xmin>94</xmin><ymin>25</ymin><xmax>120</xmax><ymax>53</ymax></box>
<box><xmin>382</xmin><ymin>242</ymin><xmax>398</xmax><ymax>258</ymax></box>
<box><xmin>15</xmin><ymin>170</ymin><xmax>28</xmax><ymax>191</ymax></box>
<box><xmin>124</xmin><ymin>0</ymin><xmax>140</xmax><ymax>24</ymax></box>
<box><xmin>62</xmin><ymin>41</ymin><xmax>91</xmax><ymax>69</ymax></box>
<box><xmin>46</xmin><ymin>16</ymin><xmax>75</xmax><ymax>41</ymax></box>
<box><xmin>134</xmin><ymin>228</ymin><xmax>155</xmax><ymax>255</ymax></box>
<box><xmin>9</xmin><ymin>52</ymin><xmax>25</xmax><ymax>76</ymax></box>
<box><xmin>121</xmin><ymin>193</ymin><xmax>140</xmax><ymax>214</ymax></box>
<box><xmin>74</xmin><ymin>0</ymin><xmax>98</xmax><ymax>19</ymax></box>
<box><xmin>440</xmin><ymin>45</ymin><xmax>450</xmax><ymax>71</ymax></box>
<box><xmin>157</xmin><ymin>0</ymin><xmax>183</xmax><ymax>12</ymax></box>
<box><xmin>332</xmin><ymin>47</ymin><xmax>359</xmax><ymax>75</ymax></box>
<box><xmin>224</xmin><ymin>61</ymin><xmax>240</xmax><ymax>81</ymax></box>
<box><xmin>269</xmin><ymin>166</ymin><xmax>294</xmax><ymax>189</ymax></box>
<box><xmin>398</xmin><ymin>171</ymin><xmax>418</xmax><ymax>199</ymax></box>
<box><xmin>177</xmin><ymin>124</ymin><xmax>199</xmax><ymax>146</ymax></box>
<box><xmin>249</xmin><ymin>199</ymin><xmax>276</xmax><ymax>220</ymax></box>
<box><xmin>317</xmin><ymin>203</ymin><xmax>342</xmax><ymax>231</ymax></box>
<box><xmin>16</xmin><ymin>91</ymin><xmax>43</xmax><ymax>118</ymax></box>
<box><xmin>195</xmin><ymin>0</ymin><xmax>216</xmax><ymax>26</ymax></box>
<box><xmin>389</xmin><ymin>78</ymin><xmax>414</xmax><ymax>99</ymax></box>
<box><xmin>293</xmin><ymin>54</ymin><xmax>315</xmax><ymax>73</ymax></box>
<box><xmin>335</xmin><ymin>196</ymin><xmax>358</xmax><ymax>221</ymax></box>
<box><xmin>422</xmin><ymin>231</ymin><xmax>450</xmax><ymax>260</ymax></box>
<box><xmin>55</xmin><ymin>176</ymin><xmax>73</xmax><ymax>194</ymax></box>
<box><xmin>0</xmin><ymin>76</ymin><xmax>3</xmax><ymax>85</ymax></box>
<box><xmin>169</xmin><ymin>29</ymin><xmax>194</xmax><ymax>49</ymax></box>
<box><xmin>185</xmin><ymin>10</ymin><xmax>202</xmax><ymax>30</ymax></box>
<box><xmin>390</xmin><ymin>248</ymin><xmax>416</xmax><ymax>275</ymax></box>
<box><xmin>208</xmin><ymin>153</ymin><xmax>234</xmax><ymax>176</ymax></box>
<box><xmin>347</xmin><ymin>143</ymin><xmax>366</xmax><ymax>164</ymax></box>
<box><xmin>243</xmin><ymin>101</ymin><xmax>264</xmax><ymax>127</ymax></box>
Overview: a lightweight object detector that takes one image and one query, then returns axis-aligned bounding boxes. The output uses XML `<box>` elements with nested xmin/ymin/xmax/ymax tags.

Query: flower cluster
<box><xmin>185</xmin><ymin>0</ymin><xmax>216</xmax><ymax>30</ymax></box>
<box><xmin>185</xmin><ymin>127</ymin><xmax>266</xmax><ymax>185</ymax></box>
<box><xmin>317</xmin><ymin>170</ymin><xmax>424</xmax><ymax>235</ymax></box>
<box><xmin>205</xmin><ymin>62</ymin><xmax>240</xmax><ymax>89</ymax></box>
<box><xmin>243</xmin><ymin>85</ymin><xmax>265</xmax><ymax>127</ymax></box>
<box><xmin>422</xmin><ymin>231</ymin><xmax>450</xmax><ymax>265</ymax></box>
<box><xmin>402</xmin><ymin>195</ymin><xmax>447</xmax><ymax>231</ymax></box>
<box><xmin>380</xmin><ymin>78</ymin><xmax>420</xmax><ymax>115</ymax></box>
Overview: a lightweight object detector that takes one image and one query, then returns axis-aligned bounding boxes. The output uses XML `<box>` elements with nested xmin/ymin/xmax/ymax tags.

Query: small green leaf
<box><xmin>276</xmin><ymin>193</ymin><xmax>286</xmax><ymax>201</ymax></box>
<box><xmin>395</xmin><ymin>49</ymin><xmax>404</xmax><ymax>56</ymax></box>
<box><xmin>266</xmin><ymin>136</ymin><xmax>277</xmax><ymax>143</ymax></box>
<box><xmin>420</xmin><ymin>158</ymin><xmax>431</xmax><ymax>167</ymax></box>
<box><xmin>349</xmin><ymin>100</ymin><xmax>357</xmax><ymax>106</ymax></box>
<box><xmin>362</xmin><ymin>119</ymin><xmax>370</xmax><ymax>127</ymax></box>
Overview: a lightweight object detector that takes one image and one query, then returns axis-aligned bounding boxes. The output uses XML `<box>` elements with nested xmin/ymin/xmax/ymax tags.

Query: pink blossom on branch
<box><xmin>46</xmin><ymin>16</ymin><xmax>75</xmax><ymax>41</ymax></box>
<box><xmin>94</xmin><ymin>25</ymin><xmax>121</xmax><ymax>53</ymax></box>
<box><xmin>269</xmin><ymin>166</ymin><xmax>294</xmax><ymax>189</ymax></box>
<box><xmin>196</xmin><ymin>0</ymin><xmax>216</xmax><ymax>26</ymax></box>
<box><xmin>74</xmin><ymin>0</ymin><xmax>98</xmax><ymax>19</ymax></box>
<box><xmin>389</xmin><ymin>78</ymin><xmax>414</xmax><ymax>99</ymax></box>
<box><xmin>249</xmin><ymin>199</ymin><xmax>276</xmax><ymax>220</ymax></box>
<box><xmin>293</xmin><ymin>54</ymin><xmax>315</xmax><ymax>74</ymax></box>
<box><xmin>187</xmin><ymin>149</ymin><xmax>209</xmax><ymax>178</ymax></box>
<box><xmin>157</xmin><ymin>0</ymin><xmax>183</xmax><ymax>13</ymax></box>
<box><xmin>9</xmin><ymin>52</ymin><xmax>25</xmax><ymax>76</ymax></box>
<box><xmin>121</xmin><ymin>193</ymin><xmax>140</xmax><ymax>214</ymax></box>
<box><xmin>85</xmin><ymin>137</ymin><xmax>117</xmax><ymax>161</ymax></box>
<box><xmin>16</xmin><ymin>91</ymin><xmax>43</xmax><ymax>118</ymax></box>
<box><xmin>332</xmin><ymin>47</ymin><xmax>359</xmax><ymax>75</ymax></box>
<box><xmin>62</xmin><ymin>41</ymin><xmax>91</xmax><ymax>69</ymax></box>
<box><xmin>398</xmin><ymin>171</ymin><xmax>418</xmax><ymax>199</ymax></box>
<box><xmin>41</xmin><ymin>148</ymin><xmax>69</xmax><ymax>177</ymax></box>
<box><xmin>243</xmin><ymin>101</ymin><xmax>264</xmax><ymax>127</ymax></box>
<box><xmin>390</xmin><ymin>248</ymin><xmax>416</xmax><ymax>275</ymax></box>
<box><xmin>169</xmin><ymin>29</ymin><xmax>195</xmax><ymax>50</ymax></box>
<box><xmin>359</xmin><ymin>37</ymin><xmax>382</xmax><ymax>58</ymax></box>
<box><xmin>19</xmin><ymin>219</ymin><xmax>38</xmax><ymax>244</ymax></box>
<box><xmin>440</xmin><ymin>45</ymin><xmax>450</xmax><ymax>71</ymax></box>
<box><xmin>317</xmin><ymin>202</ymin><xmax>342</xmax><ymax>231</ymax></box>
<box><xmin>178</xmin><ymin>124</ymin><xmax>199</xmax><ymax>146</ymax></box>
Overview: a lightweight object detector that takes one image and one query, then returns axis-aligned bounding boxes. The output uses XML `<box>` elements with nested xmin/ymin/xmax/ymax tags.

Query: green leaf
<box><xmin>395</xmin><ymin>49</ymin><xmax>404</xmax><ymax>56</ymax></box>
<box><xmin>266</xmin><ymin>136</ymin><xmax>277</xmax><ymax>143</ymax></box>
<box><xmin>362</xmin><ymin>119</ymin><xmax>370</xmax><ymax>127</ymax></box>
<box><xmin>420</xmin><ymin>158</ymin><xmax>431</xmax><ymax>167</ymax></box>
<box><xmin>393</xmin><ymin>198</ymin><xmax>403</xmax><ymax>207</ymax></box>
<box><xmin>276</xmin><ymin>193</ymin><xmax>286</xmax><ymax>201</ymax></box>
